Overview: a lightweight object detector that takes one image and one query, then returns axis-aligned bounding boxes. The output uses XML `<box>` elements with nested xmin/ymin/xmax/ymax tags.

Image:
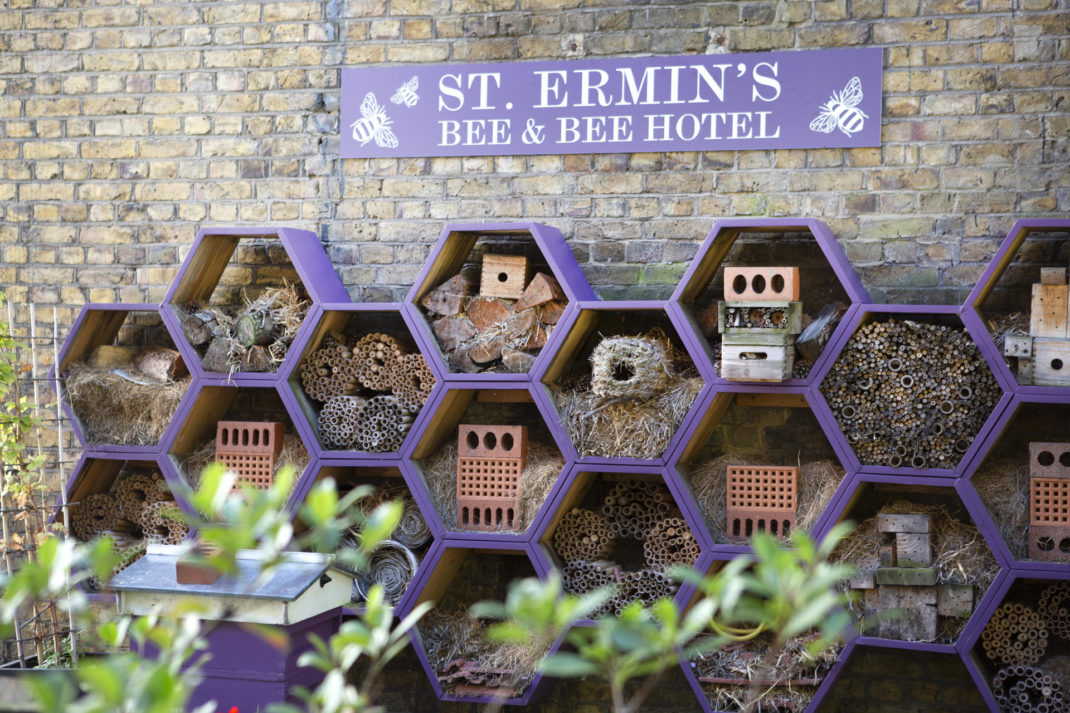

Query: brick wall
<box><xmin>1</xmin><ymin>0</ymin><xmax>1067</xmax><ymax>708</ymax></box>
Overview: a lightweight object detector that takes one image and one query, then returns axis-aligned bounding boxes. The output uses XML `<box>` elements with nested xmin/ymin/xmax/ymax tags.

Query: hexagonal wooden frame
<box><xmin>404</xmin><ymin>222</ymin><xmax>596</xmax><ymax>383</ymax></box>
<box><xmin>669</xmin><ymin>218</ymin><xmax>870</xmax><ymax>388</ymax></box>
<box><xmin>161</xmin><ymin>226</ymin><xmax>348</xmax><ymax>384</ymax></box>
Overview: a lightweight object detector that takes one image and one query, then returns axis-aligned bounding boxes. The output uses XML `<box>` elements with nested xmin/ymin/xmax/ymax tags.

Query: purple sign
<box><xmin>340</xmin><ymin>48</ymin><xmax>881</xmax><ymax>158</ymax></box>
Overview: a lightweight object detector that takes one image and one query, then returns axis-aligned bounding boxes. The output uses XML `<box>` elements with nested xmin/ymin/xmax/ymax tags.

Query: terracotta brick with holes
<box><xmin>215</xmin><ymin>420</ymin><xmax>285</xmax><ymax>490</ymax></box>
<box><xmin>456</xmin><ymin>424</ymin><xmax>527</xmax><ymax>531</ymax></box>
<box><xmin>723</xmin><ymin>266</ymin><xmax>800</xmax><ymax>302</ymax></box>
<box><xmin>1028</xmin><ymin>441</ymin><xmax>1070</xmax><ymax>561</ymax></box>
<box><xmin>726</xmin><ymin>465</ymin><xmax>797</xmax><ymax>541</ymax></box>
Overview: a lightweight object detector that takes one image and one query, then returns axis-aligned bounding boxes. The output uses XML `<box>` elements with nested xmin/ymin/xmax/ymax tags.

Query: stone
<box><xmin>937</xmin><ymin>584</ymin><xmax>974</xmax><ymax>618</ymax></box>
<box><xmin>876</xmin><ymin>567</ymin><xmax>938</xmax><ymax>587</ymax></box>
<box><xmin>895</xmin><ymin>532</ymin><xmax>933</xmax><ymax>568</ymax></box>
<box><xmin>877</xmin><ymin>513</ymin><xmax>931</xmax><ymax>534</ymax></box>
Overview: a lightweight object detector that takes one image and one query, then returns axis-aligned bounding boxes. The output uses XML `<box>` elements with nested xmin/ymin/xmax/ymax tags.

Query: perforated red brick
<box><xmin>456</xmin><ymin>424</ymin><xmax>527</xmax><ymax>531</ymax></box>
<box><xmin>726</xmin><ymin>465</ymin><xmax>797</xmax><ymax>541</ymax></box>
<box><xmin>215</xmin><ymin>420</ymin><xmax>285</xmax><ymax>490</ymax></box>
<box><xmin>1029</xmin><ymin>441</ymin><xmax>1070</xmax><ymax>480</ymax></box>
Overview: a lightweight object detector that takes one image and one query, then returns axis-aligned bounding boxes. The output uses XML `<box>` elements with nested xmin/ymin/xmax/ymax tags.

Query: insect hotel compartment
<box><xmin>670</xmin><ymin>219</ymin><xmax>868</xmax><ymax>385</ymax></box>
<box><xmin>972</xmin><ymin>401</ymin><xmax>1070</xmax><ymax>565</ymax></box>
<box><xmin>538</xmin><ymin>470</ymin><xmax>704</xmax><ymax>618</ymax></box>
<box><xmin>819</xmin><ymin>308</ymin><xmax>1004</xmax><ymax>473</ymax></box>
<box><xmin>537</xmin><ymin>304</ymin><xmax>706</xmax><ymax>461</ymax></box>
<box><xmin>299</xmin><ymin>464</ymin><xmax>432</xmax><ymax>611</ymax></box>
<box><xmin>162</xmin><ymin>227</ymin><xmax>347</xmax><ymax>379</ymax></box>
<box><xmin>965</xmin><ymin>219</ymin><xmax>1070</xmax><ymax>390</ymax></box>
<box><xmin>57</xmin><ymin>305</ymin><xmax>192</xmax><ymax>450</ymax></box>
<box><xmin>284</xmin><ymin>306</ymin><xmax>435</xmax><ymax>454</ymax></box>
<box><xmin>408</xmin><ymin>386</ymin><xmax>566</xmax><ymax>536</ymax></box>
<box><xmin>406</xmin><ymin>223</ymin><xmax>595</xmax><ymax>378</ymax></box>
<box><xmin>65</xmin><ymin>456</ymin><xmax>187</xmax><ymax>591</ymax></box>
<box><xmin>972</xmin><ymin>577</ymin><xmax>1070</xmax><ymax>713</ymax></box>
<box><xmin>412</xmin><ymin>547</ymin><xmax>549</xmax><ymax>703</ymax></box>
<box><xmin>672</xmin><ymin>391</ymin><xmax>847</xmax><ymax>545</ymax></box>
<box><xmin>165</xmin><ymin>383</ymin><xmax>311</xmax><ymax>493</ymax></box>
<box><xmin>831</xmin><ymin>482</ymin><xmax>1000</xmax><ymax>645</ymax></box>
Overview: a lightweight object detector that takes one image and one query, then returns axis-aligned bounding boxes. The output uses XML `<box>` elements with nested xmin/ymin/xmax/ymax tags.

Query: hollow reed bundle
<box><xmin>423</xmin><ymin>442</ymin><xmax>564</xmax><ymax>533</ymax></box>
<box><xmin>318</xmin><ymin>395</ymin><xmax>367</xmax><ymax>450</ymax></box>
<box><xmin>992</xmin><ymin>665</ymin><xmax>1066</xmax><ymax>713</ymax></box>
<box><xmin>88</xmin><ymin>541</ymin><xmax>147</xmax><ymax>592</ymax></box>
<box><xmin>300</xmin><ymin>338</ymin><xmax>356</xmax><ymax>402</ymax></box>
<box><xmin>1038</xmin><ymin>582</ymin><xmax>1070</xmax><ymax>640</ymax></box>
<box><xmin>392</xmin><ymin>353</ymin><xmax>435</xmax><ymax>413</ymax></box>
<box><xmin>352</xmin><ymin>332</ymin><xmax>403</xmax><ymax>391</ymax></box>
<box><xmin>65</xmin><ymin>362</ymin><xmax>190</xmax><ymax>446</ymax></box>
<box><xmin>70</xmin><ymin>493</ymin><xmax>119</xmax><ymax>541</ymax></box>
<box><xmin>820</xmin><ymin>319</ymin><xmax>1001</xmax><ymax>469</ymax></box>
<box><xmin>355</xmin><ymin>395</ymin><xmax>413</xmax><ymax>452</ymax></box>
<box><xmin>554</xmin><ymin>509</ymin><xmax>612</xmax><ymax>562</ymax></box>
<box><xmin>353</xmin><ymin>539</ymin><xmax>419</xmax><ymax>605</ymax></box>
<box><xmin>690</xmin><ymin>456</ymin><xmax>844</xmax><ymax>543</ymax></box>
<box><xmin>137</xmin><ymin>500</ymin><xmax>189</xmax><ymax>545</ymax></box>
<box><xmin>982</xmin><ymin>603</ymin><xmax>1049</xmax><ymax>666</ymax></box>
<box><xmin>115</xmin><ymin>471</ymin><xmax>170</xmax><ymax>522</ymax></box>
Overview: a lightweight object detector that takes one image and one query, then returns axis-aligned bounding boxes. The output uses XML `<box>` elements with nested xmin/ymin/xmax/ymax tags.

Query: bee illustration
<box><xmin>391</xmin><ymin>75</ymin><xmax>419</xmax><ymax>108</ymax></box>
<box><xmin>809</xmin><ymin>76</ymin><xmax>867</xmax><ymax>137</ymax></box>
<box><xmin>351</xmin><ymin>92</ymin><xmax>398</xmax><ymax>148</ymax></box>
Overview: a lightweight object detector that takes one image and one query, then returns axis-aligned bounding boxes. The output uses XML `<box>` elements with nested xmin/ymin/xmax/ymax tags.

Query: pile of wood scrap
<box><xmin>421</xmin><ymin>262</ymin><xmax>565</xmax><ymax>374</ymax></box>
<box><xmin>179</xmin><ymin>283</ymin><xmax>309</xmax><ymax>374</ymax></box>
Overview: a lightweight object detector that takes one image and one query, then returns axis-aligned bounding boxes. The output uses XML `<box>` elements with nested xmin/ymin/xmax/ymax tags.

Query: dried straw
<box><xmin>65</xmin><ymin>363</ymin><xmax>190</xmax><ymax>446</ymax></box>
<box><xmin>973</xmin><ymin>457</ymin><xmax>1030</xmax><ymax>559</ymax></box>
<box><xmin>181</xmin><ymin>432</ymin><xmax>309</xmax><ymax>491</ymax></box>
<box><xmin>205</xmin><ymin>281</ymin><xmax>309</xmax><ymax>372</ymax></box>
<box><xmin>590</xmin><ymin>335</ymin><xmax>671</xmax><ymax>399</ymax></box>
<box><xmin>418</xmin><ymin>609</ymin><xmax>546</xmax><ymax>697</ymax></box>
<box><xmin>833</xmin><ymin>499</ymin><xmax>1000</xmax><ymax>642</ymax></box>
<box><xmin>690</xmin><ymin>456</ymin><xmax>844</xmax><ymax>543</ymax></box>
<box><xmin>986</xmin><ymin>311</ymin><xmax>1030</xmax><ymax>358</ymax></box>
<box><xmin>422</xmin><ymin>441</ymin><xmax>564</xmax><ymax>533</ymax></box>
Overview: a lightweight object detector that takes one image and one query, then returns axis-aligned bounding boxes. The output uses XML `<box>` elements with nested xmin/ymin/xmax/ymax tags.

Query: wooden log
<box><xmin>421</xmin><ymin>273</ymin><xmax>474</xmax><ymax>316</ymax></box>
<box><xmin>501</xmin><ymin>347</ymin><xmax>536</xmax><ymax>373</ymax></box>
<box><xmin>432</xmin><ymin>316</ymin><xmax>477</xmax><ymax>353</ymax></box>
<box><xmin>449</xmin><ymin>347</ymin><xmax>480</xmax><ymax>373</ymax></box>
<box><xmin>513</xmin><ymin>272</ymin><xmax>565</xmax><ymax>312</ymax></box>
<box><xmin>503</xmin><ymin>308</ymin><xmax>537</xmax><ymax>340</ymax></box>
<box><xmin>181</xmin><ymin>311</ymin><xmax>223</xmax><ymax>347</ymax></box>
<box><xmin>539</xmin><ymin>300</ymin><xmax>566</xmax><ymax>325</ymax></box>
<box><xmin>86</xmin><ymin>344</ymin><xmax>139</xmax><ymax>368</ymax></box>
<box><xmin>468</xmin><ymin>335</ymin><xmax>507</xmax><ymax>364</ymax></box>
<box><xmin>234</xmin><ymin>309</ymin><xmax>276</xmax><ymax>347</ymax></box>
<box><xmin>523</xmin><ymin>324</ymin><xmax>548</xmax><ymax>350</ymax></box>
<box><xmin>239</xmin><ymin>345</ymin><xmax>272</xmax><ymax>372</ymax></box>
<box><xmin>466</xmin><ymin>297</ymin><xmax>513</xmax><ymax>332</ymax></box>
<box><xmin>201</xmin><ymin>336</ymin><xmax>232</xmax><ymax>372</ymax></box>
<box><xmin>1041</xmin><ymin>267</ymin><xmax>1067</xmax><ymax>285</ymax></box>
<box><xmin>133</xmin><ymin>346</ymin><xmax>187</xmax><ymax>381</ymax></box>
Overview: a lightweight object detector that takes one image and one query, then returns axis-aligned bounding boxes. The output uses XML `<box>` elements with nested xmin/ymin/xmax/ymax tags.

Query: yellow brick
<box><xmin>82</xmin><ymin>140</ymin><xmax>138</xmax><ymax>159</ymax></box>
<box><xmin>82</xmin><ymin>51</ymin><xmax>140</xmax><ymax>72</ymax></box>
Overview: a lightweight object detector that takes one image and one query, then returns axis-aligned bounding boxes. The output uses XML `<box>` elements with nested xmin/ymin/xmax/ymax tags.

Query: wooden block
<box><xmin>720</xmin><ymin>330</ymin><xmax>795</xmax><ymax>347</ymax></box>
<box><xmin>513</xmin><ymin>272</ymin><xmax>565</xmax><ymax>312</ymax></box>
<box><xmin>1030</xmin><ymin>283</ymin><xmax>1068</xmax><ymax>338</ymax></box>
<box><xmin>421</xmin><ymin>273</ymin><xmax>474</xmax><ymax>316</ymax></box>
<box><xmin>719</xmin><ymin>301</ymin><xmax>802</xmax><ymax>333</ymax></box>
<box><xmin>878</xmin><ymin>584</ymin><xmax>938</xmax><ymax>641</ymax></box>
<box><xmin>878</xmin><ymin>542</ymin><xmax>895</xmax><ymax>567</ymax></box>
<box><xmin>848</xmin><ymin>572</ymin><xmax>876</xmax><ymax>590</ymax></box>
<box><xmin>720</xmin><ymin>344</ymin><xmax>793</xmax><ymax>382</ymax></box>
<box><xmin>201</xmin><ymin>336</ymin><xmax>231</xmax><ymax>373</ymax></box>
<box><xmin>1041</xmin><ymin>267</ymin><xmax>1067</xmax><ymax>285</ymax></box>
<box><xmin>480</xmin><ymin>254</ymin><xmax>529</xmax><ymax>300</ymax></box>
<box><xmin>723</xmin><ymin>266</ymin><xmax>800</xmax><ymax>302</ymax></box>
<box><xmin>937</xmin><ymin>584</ymin><xmax>974</xmax><ymax>618</ymax></box>
<box><xmin>736</xmin><ymin>393</ymin><xmax>809</xmax><ymax>408</ymax></box>
<box><xmin>539</xmin><ymin>301</ymin><xmax>566</xmax><ymax>325</ymax></box>
<box><xmin>877</xmin><ymin>513</ymin><xmax>931</xmax><ymax>534</ymax></box>
<box><xmin>466</xmin><ymin>297</ymin><xmax>513</xmax><ymax>332</ymax></box>
<box><xmin>477</xmin><ymin>389</ymin><xmax>533</xmax><ymax>403</ymax></box>
<box><xmin>1017</xmin><ymin>356</ymin><xmax>1034</xmax><ymax>384</ymax></box>
<box><xmin>432</xmin><ymin>316</ymin><xmax>478</xmax><ymax>353</ymax></box>
<box><xmin>863</xmin><ymin>588</ymin><xmax>880</xmax><ymax>619</ymax></box>
<box><xmin>448</xmin><ymin>347</ymin><xmax>480</xmax><ymax>373</ymax></box>
<box><xmin>1032</xmin><ymin>338</ymin><xmax>1070</xmax><ymax>386</ymax></box>
<box><xmin>86</xmin><ymin>344</ymin><xmax>139</xmax><ymax>368</ymax></box>
<box><xmin>1003</xmin><ymin>335</ymin><xmax>1033</xmax><ymax>358</ymax></box>
<box><xmin>523</xmin><ymin>324</ymin><xmax>548</xmax><ymax>350</ymax></box>
<box><xmin>875</xmin><ymin>567</ymin><xmax>937</xmax><ymax>587</ymax></box>
<box><xmin>1029</xmin><ymin>441</ymin><xmax>1070</xmax><ymax>479</ymax></box>
<box><xmin>895</xmin><ymin>532</ymin><xmax>932</xmax><ymax>568</ymax></box>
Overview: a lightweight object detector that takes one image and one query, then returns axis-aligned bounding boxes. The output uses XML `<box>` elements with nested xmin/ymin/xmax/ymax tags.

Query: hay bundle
<box><xmin>590</xmin><ymin>335</ymin><xmax>671</xmax><ymax>399</ymax></box>
<box><xmin>423</xmin><ymin>441</ymin><xmax>565</xmax><ymax>533</ymax></box>
<box><xmin>690</xmin><ymin>457</ymin><xmax>844</xmax><ymax>543</ymax></box>
<box><xmin>973</xmin><ymin>457</ymin><xmax>1030</xmax><ymax>559</ymax></box>
<box><xmin>138</xmin><ymin>500</ymin><xmax>189</xmax><ymax>545</ymax></box>
<box><xmin>115</xmin><ymin>471</ymin><xmax>169</xmax><ymax>522</ymax></box>
<box><xmin>354</xmin><ymin>539</ymin><xmax>419</xmax><ymax>605</ymax></box>
<box><xmin>65</xmin><ymin>362</ymin><xmax>190</xmax><ymax>446</ymax></box>
<box><xmin>71</xmin><ymin>493</ymin><xmax>118</xmax><ymax>541</ymax></box>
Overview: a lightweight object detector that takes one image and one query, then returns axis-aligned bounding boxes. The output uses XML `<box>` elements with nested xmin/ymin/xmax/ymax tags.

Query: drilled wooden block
<box><xmin>895</xmin><ymin>532</ymin><xmax>932</xmax><ymax>568</ymax></box>
<box><xmin>725</xmin><ymin>465</ymin><xmax>797</xmax><ymax>541</ymax></box>
<box><xmin>723</xmin><ymin>266</ymin><xmax>800</xmax><ymax>302</ymax></box>
<box><xmin>877</xmin><ymin>513</ymin><xmax>932</xmax><ymax>534</ymax></box>
<box><xmin>1032</xmin><ymin>339</ymin><xmax>1070</xmax><ymax>385</ymax></box>
<box><xmin>878</xmin><ymin>584</ymin><xmax>938</xmax><ymax>641</ymax></box>
<box><xmin>1041</xmin><ymin>267</ymin><xmax>1067</xmax><ymax>285</ymax></box>
<box><xmin>1029</xmin><ymin>442</ymin><xmax>1070</xmax><ymax>480</ymax></box>
<box><xmin>1017</xmin><ymin>356</ymin><xmax>1035</xmax><ymax>384</ymax></box>
<box><xmin>1003</xmin><ymin>335</ymin><xmax>1033</xmax><ymax>358</ymax></box>
<box><xmin>1028</xmin><ymin>523</ymin><xmax>1070</xmax><ymax>561</ymax></box>
<box><xmin>1031</xmin><ymin>283</ymin><xmax>1069</xmax><ymax>338</ymax></box>
<box><xmin>937</xmin><ymin>584</ymin><xmax>974</xmax><ymax>618</ymax></box>
<box><xmin>215</xmin><ymin>420</ymin><xmax>284</xmax><ymax>490</ymax></box>
<box><xmin>718</xmin><ymin>301</ymin><xmax>802</xmax><ymax>333</ymax></box>
<box><xmin>480</xmin><ymin>254</ymin><xmax>529</xmax><ymax>300</ymax></box>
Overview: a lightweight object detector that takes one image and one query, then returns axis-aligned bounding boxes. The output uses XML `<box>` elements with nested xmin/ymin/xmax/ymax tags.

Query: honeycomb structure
<box><xmin>55</xmin><ymin>219</ymin><xmax>1070</xmax><ymax>712</ymax></box>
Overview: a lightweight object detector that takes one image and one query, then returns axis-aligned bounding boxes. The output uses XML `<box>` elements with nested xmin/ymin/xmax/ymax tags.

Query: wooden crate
<box><xmin>480</xmin><ymin>254</ymin><xmax>529</xmax><ymax>300</ymax></box>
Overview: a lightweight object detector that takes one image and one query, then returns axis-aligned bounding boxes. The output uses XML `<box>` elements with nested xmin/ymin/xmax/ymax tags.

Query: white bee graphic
<box><xmin>351</xmin><ymin>92</ymin><xmax>398</xmax><ymax>148</ymax></box>
<box><xmin>391</xmin><ymin>75</ymin><xmax>419</xmax><ymax>108</ymax></box>
<box><xmin>809</xmin><ymin>76</ymin><xmax>867</xmax><ymax>137</ymax></box>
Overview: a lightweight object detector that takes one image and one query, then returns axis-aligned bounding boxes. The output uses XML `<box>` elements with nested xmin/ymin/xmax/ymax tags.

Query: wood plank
<box><xmin>1041</xmin><ymin>267</ymin><xmax>1067</xmax><ymax>285</ymax></box>
<box><xmin>1030</xmin><ymin>283</ymin><xmax>1068</xmax><ymax>338</ymax></box>
<box><xmin>411</xmin><ymin>389</ymin><xmax>473</xmax><ymax>459</ymax></box>
<box><xmin>1033</xmin><ymin>338</ymin><xmax>1070</xmax><ymax>386</ymax></box>
<box><xmin>677</xmin><ymin>391</ymin><xmax>733</xmax><ymax>464</ymax></box>
<box><xmin>476</xmin><ymin>389</ymin><xmax>533</xmax><ymax>403</ymax></box>
<box><xmin>540</xmin><ymin>309</ymin><xmax>598</xmax><ymax>383</ymax></box>
<box><xmin>736</xmin><ymin>393</ymin><xmax>809</xmax><ymax>408</ymax></box>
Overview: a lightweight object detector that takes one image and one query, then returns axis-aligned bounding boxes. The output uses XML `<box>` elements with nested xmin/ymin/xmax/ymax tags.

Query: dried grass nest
<box><xmin>690</xmin><ymin>457</ymin><xmax>845</xmax><ymax>543</ymax></box>
<box><xmin>972</xmin><ymin>456</ymin><xmax>1030</xmax><ymax>559</ymax></box>
<box><xmin>552</xmin><ymin>330</ymin><xmax>703</xmax><ymax>460</ymax></box>
<box><xmin>65</xmin><ymin>362</ymin><xmax>190</xmax><ymax>446</ymax></box>
<box><xmin>422</xmin><ymin>441</ymin><xmax>564</xmax><ymax>533</ymax></box>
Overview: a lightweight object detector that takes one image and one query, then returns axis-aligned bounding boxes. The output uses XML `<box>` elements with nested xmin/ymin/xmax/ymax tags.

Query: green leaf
<box><xmin>539</xmin><ymin>652</ymin><xmax>601</xmax><ymax>678</ymax></box>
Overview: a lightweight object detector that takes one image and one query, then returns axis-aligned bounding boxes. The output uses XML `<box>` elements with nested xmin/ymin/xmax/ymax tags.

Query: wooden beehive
<box><xmin>480</xmin><ymin>254</ymin><xmax>529</xmax><ymax>300</ymax></box>
<box><xmin>1028</xmin><ymin>441</ymin><xmax>1070</xmax><ymax>561</ymax></box>
<box><xmin>726</xmin><ymin>465</ymin><xmax>797</xmax><ymax>541</ymax></box>
<box><xmin>456</xmin><ymin>424</ymin><xmax>527</xmax><ymax>531</ymax></box>
<box><xmin>215</xmin><ymin>420</ymin><xmax>285</xmax><ymax>490</ymax></box>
